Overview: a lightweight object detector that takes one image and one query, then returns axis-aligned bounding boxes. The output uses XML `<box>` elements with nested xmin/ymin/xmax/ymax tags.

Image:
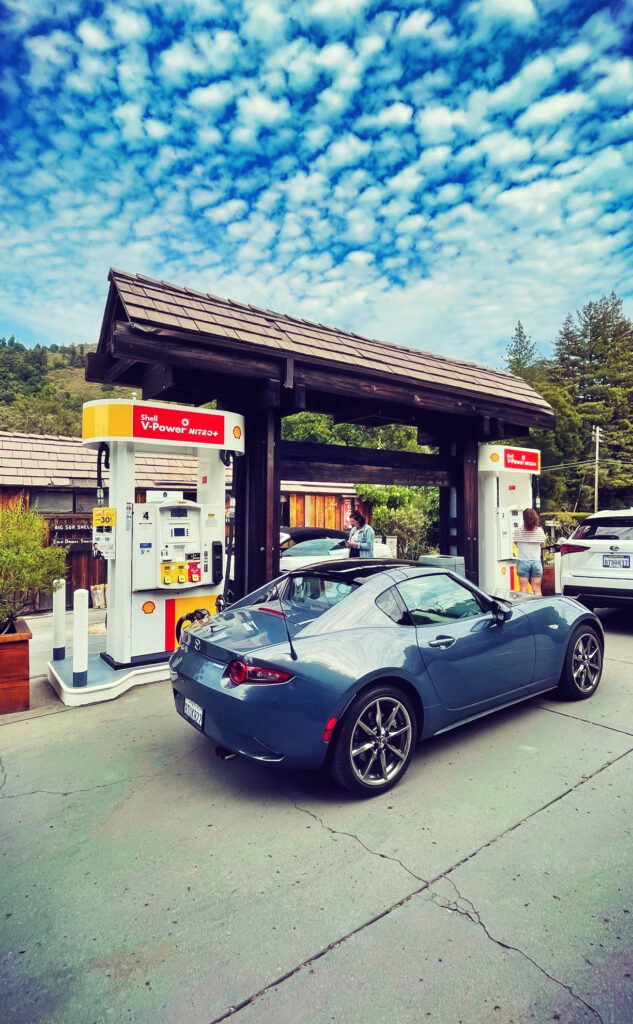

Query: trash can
<box><xmin>417</xmin><ymin>554</ymin><xmax>466</xmax><ymax>578</ymax></box>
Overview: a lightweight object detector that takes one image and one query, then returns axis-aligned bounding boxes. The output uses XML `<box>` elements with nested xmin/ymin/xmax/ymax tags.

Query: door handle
<box><xmin>428</xmin><ymin>635</ymin><xmax>456</xmax><ymax>649</ymax></box>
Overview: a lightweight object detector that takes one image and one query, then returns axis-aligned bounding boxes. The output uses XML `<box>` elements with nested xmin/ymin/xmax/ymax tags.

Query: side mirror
<box><xmin>491</xmin><ymin>599</ymin><xmax>511</xmax><ymax>622</ymax></box>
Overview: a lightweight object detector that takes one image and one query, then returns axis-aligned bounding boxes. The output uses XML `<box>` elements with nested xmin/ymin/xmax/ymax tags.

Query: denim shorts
<box><xmin>517</xmin><ymin>558</ymin><xmax>542</xmax><ymax>580</ymax></box>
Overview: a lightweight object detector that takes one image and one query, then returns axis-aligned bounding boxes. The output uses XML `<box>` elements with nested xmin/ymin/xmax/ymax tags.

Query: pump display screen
<box><xmin>171</xmin><ymin>508</ymin><xmax>188</xmax><ymax>517</ymax></box>
<box><xmin>173</xmin><ymin>527</ymin><xmax>186</xmax><ymax>537</ymax></box>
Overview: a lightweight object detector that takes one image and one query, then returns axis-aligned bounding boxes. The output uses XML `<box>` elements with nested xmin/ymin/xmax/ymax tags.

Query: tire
<box><xmin>330</xmin><ymin>685</ymin><xmax>418</xmax><ymax>796</ymax></box>
<box><xmin>556</xmin><ymin>625</ymin><xmax>603</xmax><ymax>700</ymax></box>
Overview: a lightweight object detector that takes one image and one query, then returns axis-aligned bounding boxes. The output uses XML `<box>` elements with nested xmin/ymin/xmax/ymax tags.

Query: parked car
<box><xmin>280</xmin><ymin>527</ymin><xmax>348</xmax><ymax>552</ymax></box>
<box><xmin>170</xmin><ymin>560</ymin><xmax>604</xmax><ymax>796</ymax></box>
<box><xmin>280</xmin><ymin>533</ymin><xmax>392</xmax><ymax>571</ymax></box>
<box><xmin>559</xmin><ymin>508</ymin><xmax>633</xmax><ymax>608</ymax></box>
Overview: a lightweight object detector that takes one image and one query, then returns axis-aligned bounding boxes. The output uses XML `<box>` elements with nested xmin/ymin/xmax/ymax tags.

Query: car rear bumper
<box><xmin>562</xmin><ymin>583</ymin><xmax>633</xmax><ymax>607</ymax></box>
<box><xmin>170</xmin><ymin>650</ymin><xmax>333</xmax><ymax>769</ymax></box>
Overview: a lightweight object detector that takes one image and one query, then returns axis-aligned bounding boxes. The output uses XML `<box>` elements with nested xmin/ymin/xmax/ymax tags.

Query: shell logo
<box><xmin>501</xmin><ymin>566</ymin><xmax>507</xmax><ymax>575</ymax></box>
<box><xmin>233</xmin><ymin>425</ymin><xmax>242</xmax><ymax>440</ymax></box>
<box><xmin>490</xmin><ymin>452</ymin><xmax>500</xmax><ymax>463</ymax></box>
<box><xmin>142</xmin><ymin>600</ymin><xmax>156</xmax><ymax>614</ymax></box>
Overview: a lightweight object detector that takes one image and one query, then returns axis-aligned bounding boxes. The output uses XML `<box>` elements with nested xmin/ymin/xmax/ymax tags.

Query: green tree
<box><xmin>282</xmin><ymin>412</ymin><xmax>424</xmax><ymax>452</ymax></box>
<box><xmin>552</xmin><ymin>293</ymin><xmax>633</xmax><ymax>507</ymax></box>
<box><xmin>0</xmin><ymin>392</ymin><xmax>82</xmax><ymax>436</ymax></box>
<box><xmin>0</xmin><ymin>503</ymin><xmax>66</xmax><ymax>632</ymax></box>
<box><xmin>506</xmin><ymin>321</ymin><xmax>537</xmax><ymax>380</ymax></box>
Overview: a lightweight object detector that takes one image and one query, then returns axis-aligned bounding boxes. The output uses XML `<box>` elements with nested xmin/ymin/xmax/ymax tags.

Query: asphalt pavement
<box><xmin>1</xmin><ymin>607</ymin><xmax>632</xmax><ymax>1023</ymax></box>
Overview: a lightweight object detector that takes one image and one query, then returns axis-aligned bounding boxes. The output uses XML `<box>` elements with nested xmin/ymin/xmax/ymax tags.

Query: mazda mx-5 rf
<box><xmin>170</xmin><ymin>559</ymin><xmax>604</xmax><ymax>796</ymax></box>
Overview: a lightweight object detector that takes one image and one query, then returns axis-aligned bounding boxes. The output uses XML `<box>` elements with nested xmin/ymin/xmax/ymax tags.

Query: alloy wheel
<box><xmin>572</xmin><ymin>632</ymin><xmax>602</xmax><ymax>692</ymax></box>
<box><xmin>349</xmin><ymin>696</ymin><xmax>413</xmax><ymax>788</ymax></box>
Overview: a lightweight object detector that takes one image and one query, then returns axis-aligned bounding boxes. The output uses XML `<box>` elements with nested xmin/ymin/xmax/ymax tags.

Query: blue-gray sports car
<box><xmin>170</xmin><ymin>560</ymin><xmax>604</xmax><ymax>796</ymax></box>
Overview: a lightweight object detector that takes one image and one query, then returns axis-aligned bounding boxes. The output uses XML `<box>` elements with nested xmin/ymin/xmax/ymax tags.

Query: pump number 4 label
<box><xmin>183</xmin><ymin>698</ymin><xmax>204</xmax><ymax>729</ymax></box>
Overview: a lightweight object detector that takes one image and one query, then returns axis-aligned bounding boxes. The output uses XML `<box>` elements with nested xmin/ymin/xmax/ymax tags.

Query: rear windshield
<box><xmin>195</xmin><ymin>573</ymin><xmax>360</xmax><ymax>651</ymax></box>
<box><xmin>573</xmin><ymin>517</ymin><xmax>633</xmax><ymax>540</ymax></box>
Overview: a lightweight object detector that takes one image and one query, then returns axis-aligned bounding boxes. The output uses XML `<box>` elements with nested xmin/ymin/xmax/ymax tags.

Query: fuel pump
<box><xmin>478</xmin><ymin>444</ymin><xmax>541</xmax><ymax>594</ymax></box>
<box><xmin>82</xmin><ymin>398</ymin><xmax>245</xmax><ymax>669</ymax></box>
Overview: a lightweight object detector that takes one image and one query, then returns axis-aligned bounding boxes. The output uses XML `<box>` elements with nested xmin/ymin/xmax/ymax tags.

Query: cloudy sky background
<box><xmin>2</xmin><ymin>0</ymin><xmax>632</xmax><ymax>369</ymax></box>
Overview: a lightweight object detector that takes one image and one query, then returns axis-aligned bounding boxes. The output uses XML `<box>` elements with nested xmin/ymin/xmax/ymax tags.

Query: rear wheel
<box><xmin>556</xmin><ymin>625</ymin><xmax>603</xmax><ymax>700</ymax></box>
<box><xmin>330</xmin><ymin>685</ymin><xmax>418</xmax><ymax>796</ymax></box>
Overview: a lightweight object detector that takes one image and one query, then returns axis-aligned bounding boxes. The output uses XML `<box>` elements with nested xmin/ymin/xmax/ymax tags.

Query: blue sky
<box><xmin>1</xmin><ymin>0</ymin><xmax>632</xmax><ymax>369</ymax></box>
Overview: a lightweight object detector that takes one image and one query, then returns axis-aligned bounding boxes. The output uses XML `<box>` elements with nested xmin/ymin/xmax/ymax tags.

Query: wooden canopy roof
<box><xmin>87</xmin><ymin>268</ymin><xmax>553</xmax><ymax>439</ymax></box>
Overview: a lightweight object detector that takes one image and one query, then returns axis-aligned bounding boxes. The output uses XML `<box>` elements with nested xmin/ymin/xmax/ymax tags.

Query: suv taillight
<box><xmin>559</xmin><ymin>543</ymin><xmax>590</xmax><ymax>556</ymax></box>
<box><xmin>228</xmin><ymin>659</ymin><xmax>293</xmax><ymax>685</ymax></box>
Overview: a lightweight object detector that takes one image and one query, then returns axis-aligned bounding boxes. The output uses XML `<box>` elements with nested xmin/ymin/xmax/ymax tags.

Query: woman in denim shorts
<box><xmin>513</xmin><ymin>508</ymin><xmax>546</xmax><ymax>596</ymax></box>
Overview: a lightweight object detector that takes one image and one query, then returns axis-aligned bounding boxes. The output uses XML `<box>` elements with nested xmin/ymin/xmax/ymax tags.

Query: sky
<box><xmin>1</xmin><ymin>0</ymin><xmax>632</xmax><ymax>370</ymax></box>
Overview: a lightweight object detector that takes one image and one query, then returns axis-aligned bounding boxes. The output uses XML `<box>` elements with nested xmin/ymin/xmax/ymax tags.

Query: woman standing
<box><xmin>346</xmin><ymin>510</ymin><xmax>375</xmax><ymax>558</ymax></box>
<box><xmin>513</xmin><ymin>507</ymin><xmax>546</xmax><ymax>596</ymax></box>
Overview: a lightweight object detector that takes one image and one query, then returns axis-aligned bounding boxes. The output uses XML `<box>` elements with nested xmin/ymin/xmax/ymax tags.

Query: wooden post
<box><xmin>455</xmin><ymin>437</ymin><xmax>479</xmax><ymax>584</ymax></box>
<box><xmin>232</xmin><ymin>382</ymin><xmax>281</xmax><ymax>597</ymax></box>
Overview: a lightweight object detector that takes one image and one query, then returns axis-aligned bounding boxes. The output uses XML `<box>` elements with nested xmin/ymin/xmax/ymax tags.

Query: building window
<box><xmin>30</xmin><ymin>490</ymin><xmax>74</xmax><ymax>513</ymax></box>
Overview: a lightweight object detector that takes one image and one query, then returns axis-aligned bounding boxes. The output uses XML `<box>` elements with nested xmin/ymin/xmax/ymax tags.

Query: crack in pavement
<box><xmin>209</xmin><ymin>745</ymin><xmax>633</xmax><ymax>1022</ymax></box>
<box><xmin>535</xmin><ymin>703</ymin><xmax>633</xmax><ymax>737</ymax></box>
<box><xmin>0</xmin><ymin>774</ymin><xmax>157</xmax><ymax>800</ymax></box>
<box><xmin>0</xmin><ymin>755</ymin><xmax>6</xmax><ymax>793</ymax></box>
<box><xmin>427</xmin><ymin>876</ymin><xmax>604</xmax><ymax>1023</ymax></box>
<box><xmin>277</xmin><ymin>781</ymin><xmax>428</xmax><ymax>883</ymax></box>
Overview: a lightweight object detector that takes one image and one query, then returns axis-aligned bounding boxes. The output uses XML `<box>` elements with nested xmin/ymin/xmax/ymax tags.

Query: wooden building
<box><xmin>85</xmin><ymin>269</ymin><xmax>554</xmax><ymax>595</ymax></box>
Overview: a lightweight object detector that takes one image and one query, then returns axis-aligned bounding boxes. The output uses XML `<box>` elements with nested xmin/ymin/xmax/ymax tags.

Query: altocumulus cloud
<box><xmin>1</xmin><ymin>0</ymin><xmax>632</xmax><ymax>367</ymax></box>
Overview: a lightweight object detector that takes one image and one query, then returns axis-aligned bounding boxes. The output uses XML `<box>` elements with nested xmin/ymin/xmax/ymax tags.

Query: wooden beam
<box><xmin>279</xmin><ymin>440</ymin><xmax>456</xmax><ymax>475</ymax></box>
<box><xmin>142</xmin><ymin>363</ymin><xmax>174</xmax><ymax>400</ymax></box>
<box><xmin>280</xmin><ymin>460</ymin><xmax>452</xmax><ymax>487</ymax></box>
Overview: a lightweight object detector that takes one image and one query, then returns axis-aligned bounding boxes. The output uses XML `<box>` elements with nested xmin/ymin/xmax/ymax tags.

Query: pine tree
<box><xmin>506</xmin><ymin>321</ymin><xmax>537</xmax><ymax>380</ymax></box>
<box><xmin>552</xmin><ymin>294</ymin><xmax>633</xmax><ymax>507</ymax></box>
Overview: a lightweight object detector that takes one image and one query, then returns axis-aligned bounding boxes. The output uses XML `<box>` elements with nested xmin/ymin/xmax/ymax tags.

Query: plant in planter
<box><xmin>0</xmin><ymin>503</ymin><xmax>66</xmax><ymax>713</ymax></box>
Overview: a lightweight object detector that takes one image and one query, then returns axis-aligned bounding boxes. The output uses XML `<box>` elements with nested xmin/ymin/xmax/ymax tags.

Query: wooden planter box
<box><xmin>0</xmin><ymin>618</ymin><xmax>32</xmax><ymax>714</ymax></box>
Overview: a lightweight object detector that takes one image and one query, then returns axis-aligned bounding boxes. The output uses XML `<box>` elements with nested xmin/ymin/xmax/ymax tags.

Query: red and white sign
<box><xmin>503</xmin><ymin>447</ymin><xmax>540</xmax><ymax>471</ymax></box>
<box><xmin>132</xmin><ymin>405</ymin><xmax>226</xmax><ymax>446</ymax></box>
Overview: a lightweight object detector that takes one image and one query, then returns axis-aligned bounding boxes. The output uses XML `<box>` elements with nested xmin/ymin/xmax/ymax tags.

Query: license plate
<box><xmin>183</xmin><ymin>697</ymin><xmax>204</xmax><ymax>729</ymax></box>
<box><xmin>602</xmin><ymin>554</ymin><xmax>630</xmax><ymax>569</ymax></box>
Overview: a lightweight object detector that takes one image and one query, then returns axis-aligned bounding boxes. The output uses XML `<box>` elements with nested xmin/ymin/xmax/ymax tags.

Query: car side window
<box><xmin>396</xmin><ymin>574</ymin><xmax>486</xmax><ymax>626</ymax></box>
<box><xmin>375</xmin><ymin>587</ymin><xmax>411</xmax><ymax>625</ymax></box>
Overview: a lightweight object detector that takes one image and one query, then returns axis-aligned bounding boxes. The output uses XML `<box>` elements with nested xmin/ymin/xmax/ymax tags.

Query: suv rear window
<box><xmin>573</xmin><ymin>517</ymin><xmax>633</xmax><ymax>540</ymax></box>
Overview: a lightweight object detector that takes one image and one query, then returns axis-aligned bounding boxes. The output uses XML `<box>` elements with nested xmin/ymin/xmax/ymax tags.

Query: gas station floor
<box><xmin>1</xmin><ymin>608</ymin><xmax>632</xmax><ymax>1024</ymax></box>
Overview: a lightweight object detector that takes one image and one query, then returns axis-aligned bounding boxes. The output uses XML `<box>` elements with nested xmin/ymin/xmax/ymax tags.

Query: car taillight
<box><xmin>227</xmin><ymin>659</ymin><xmax>293</xmax><ymax>685</ymax></box>
<box><xmin>559</xmin><ymin>543</ymin><xmax>590</xmax><ymax>555</ymax></box>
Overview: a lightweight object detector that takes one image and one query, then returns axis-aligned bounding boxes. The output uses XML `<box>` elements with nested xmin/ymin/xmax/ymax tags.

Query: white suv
<box><xmin>560</xmin><ymin>508</ymin><xmax>633</xmax><ymax>609</ymax></box>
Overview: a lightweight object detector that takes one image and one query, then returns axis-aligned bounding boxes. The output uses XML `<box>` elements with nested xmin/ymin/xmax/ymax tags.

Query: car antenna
<box><xmin>274</xmin><ymin>583</ymin><xmax>298</xmax><ymax>661</ymax></box>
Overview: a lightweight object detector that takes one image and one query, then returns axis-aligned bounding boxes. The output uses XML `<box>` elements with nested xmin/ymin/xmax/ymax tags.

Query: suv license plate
<box><xmin>184</xmin><ymin>697</ymin><xmax>204</xmax><ymax>729</ymax></box>
<box><xmin>603</xmin><ymin>554</ymin><xmax>630</xmax><ymax>569</ymax></box>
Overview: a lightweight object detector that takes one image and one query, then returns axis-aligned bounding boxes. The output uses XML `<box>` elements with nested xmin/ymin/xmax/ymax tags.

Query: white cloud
<box><xmin>77</xmin><ymin>19</ymin><xmax>110</xmax><ymax>51</ymax></box>
<box><xmin>415</xmin><ymin>105</ymin><xmax>466</xmax><ymax>144</ymax></box>
<box><xmin>517</xmin><ymin>91</ymin><xmax>592</xmax><ymax>130</ymax></box>
<box><xmin>188</xmin><ymin>81</ymin><xmax>234</xmax><ymax>111</ymax></box>
<box><xmin>321</xmin><ymin>133</ymin><xmax>370</xmax><ymax>169</ymax></box>
<box><xmin>205</xmin><ymin>199</ymin><xmax>248</xmax><ymax>224</ymax></box>
<box><xmin>108</xmin><ymin>9</ymin><xmax>151</xmax><ymax>42</ymax></box>
<box><xmin>237</xmin><ymin>91</ymin><xmax>291</xmax><ymax>128</ymax></box>
<box><xmin>470</xmin><ymin>0</ymin><xmax>537</xmax><ymax>24</ymax></box>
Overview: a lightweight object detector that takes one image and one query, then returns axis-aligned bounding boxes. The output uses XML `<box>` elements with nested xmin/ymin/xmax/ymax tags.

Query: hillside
<box><xmin>0</xmin><ymin>337</ymin><xmax>130</xmax><ymax>436</ymax></box>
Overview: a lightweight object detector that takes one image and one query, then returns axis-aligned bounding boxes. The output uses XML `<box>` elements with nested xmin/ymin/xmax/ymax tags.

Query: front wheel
<box><xmin>330</xmin><ymin>685</ymin><xmax>418</xmax><ymax>796</ymax></box>
<box><xmin>556</xmin><ymin>625</ymin><xmax>603</xmax><ymax>700</ymax></box>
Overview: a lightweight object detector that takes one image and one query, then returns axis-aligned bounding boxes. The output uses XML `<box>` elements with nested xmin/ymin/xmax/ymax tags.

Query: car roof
<box><xmin>280</xmin><ymin>526</ymin><xmax>348</xmax><ymax>541</ymax></box>
<box><xmin>284</xmin><ymin>557</ymin><xmax>425</xmax><ymax>583</ymax></box>
<box><xmin>582</xmin><ymin>508</ymin><xmax>633</xmax><ymax>520</ymax></box>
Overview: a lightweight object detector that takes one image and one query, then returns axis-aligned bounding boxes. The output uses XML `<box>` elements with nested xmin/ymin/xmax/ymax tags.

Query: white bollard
<box><xmin>52</xmin><ymin>578</ymin><xmax>67</xmax><ymax>661</ymax></box>
<box><xmin>72</xmin><ymin>589</ymin><xmax>89</xmax><ymax>688</ymax></box>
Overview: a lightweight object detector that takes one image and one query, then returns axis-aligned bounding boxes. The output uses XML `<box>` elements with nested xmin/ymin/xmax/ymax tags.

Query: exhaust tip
<box><xmin>216</xmin><ymin>746</ymin><xmax>237</xmax><ymax>761</ymax></box>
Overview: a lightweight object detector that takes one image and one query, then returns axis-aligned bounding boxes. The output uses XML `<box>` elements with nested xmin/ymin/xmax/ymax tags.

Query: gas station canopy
<box><xmin>87</xmin><ymin>268</ymin><xmax>555</xmax><ymax>593</ymax></box>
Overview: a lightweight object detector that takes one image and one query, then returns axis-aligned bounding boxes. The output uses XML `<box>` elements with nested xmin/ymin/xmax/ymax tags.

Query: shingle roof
<box><xmin>0</xmin><ymin>431</ymin><xmax>196</xmax><ymax>489</ymax></box>
<box><xmin>104</xmin><ymin>268</ymin><xmax>553</xmax><ymax>424</ymax></box>
<box><xmin>0</xmin><ymin>432</ymin><xmax>357</xmax><ymax>495</ymax></box>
